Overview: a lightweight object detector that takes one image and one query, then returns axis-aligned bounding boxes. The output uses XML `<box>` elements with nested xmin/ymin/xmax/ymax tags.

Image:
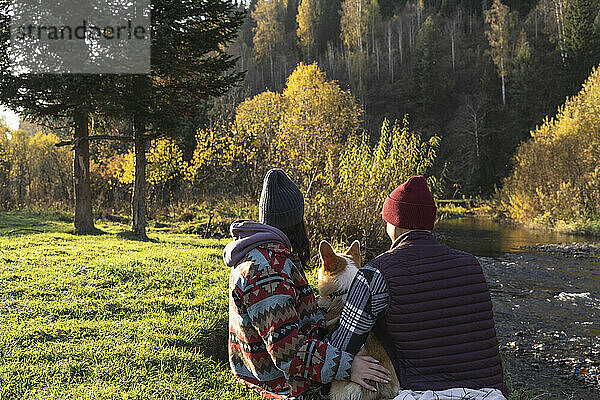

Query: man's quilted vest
<box><xmin>371</xmin><ymin>231</ymin><xmax>509</xmax><ymax>397</ymax></box>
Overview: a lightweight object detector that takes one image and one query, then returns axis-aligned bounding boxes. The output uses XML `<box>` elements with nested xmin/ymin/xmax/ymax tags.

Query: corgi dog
<box><xmin>317</xmin><ymin>240</ymin><xmax>400</xmax><ymax>400</ymax></box>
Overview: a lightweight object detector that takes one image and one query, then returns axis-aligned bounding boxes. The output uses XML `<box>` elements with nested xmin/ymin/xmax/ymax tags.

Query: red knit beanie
<box><xmin>382</xmin><ymin>176</ymin><xmax>437</xmax><ymax>230</ymax></box>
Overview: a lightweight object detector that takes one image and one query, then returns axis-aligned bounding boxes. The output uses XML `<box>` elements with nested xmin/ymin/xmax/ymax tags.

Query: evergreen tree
<box><xmin>509</xmin><ymin>30</ymin><xmax>537</xmax><ymax>143</ymax></box>
<box><xmin>0</xmin><ymin>0</ymin><xmax>244</xmax><ymax>238</ymax></box>
<box><xmin>320</xmin><ymin>0</ymin><xmax>343</xmax><ymax>51</ymax></box>
<box><xmin>563</xmin><ymin>0</ymin><xmax>600</xmax><ymax>93</ymax></box>
<box><xmin>123</xmin><ymin>0</ymin><xmax>244</xmax><ymax>238</ymax></box>
<box><xmin>413</xmin><ymin>16</ymin><xmax>444</xmax><ymax>124</ymax></box>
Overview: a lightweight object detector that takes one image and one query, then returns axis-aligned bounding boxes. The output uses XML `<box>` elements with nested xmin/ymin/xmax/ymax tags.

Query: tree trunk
<box><xmin>398</xmin><ymin>18</ymin><xmax>403</xmax><ymax>65</ymax></box>
<box><xmin>371</xmin><ymin>5</ymin><xmax>375</xmax><ymax>54</ymax></box>
<box><xmin>388</xmin><ymin>21</ymin><xmax>393</xmax><ymax>82</ymax></box>
<box><xmin>376</xmin><ymin>41</ymin><xmax>380</xmax><ymax>79</ymax></box>
<box><xmin>347</xmin><ymin>50</ymin><xmax>351</xmax><ymax>80</ymax></box>
<box><xmin>131</xmin><ymin>111</ymin><xmax>148</xmax><ymax>239</ymax></box>
<box><xmin>73</xmin><ymin>109</ymin><xmax>95</xmax><ymax>233</ymax></box>
<box><xmin>358</xmin><ymin>0</ymin><xmax>363</xmax><ymax>53</ymax></box>
<box><xmin>451</xmin><ymin>32</ymin><xmax>456</xmax><ymax>72</ymax></box>
<box><xmin>500</xmin><ymin>55</ymin><xmax>506</xmax><ymax>106</ymax></box>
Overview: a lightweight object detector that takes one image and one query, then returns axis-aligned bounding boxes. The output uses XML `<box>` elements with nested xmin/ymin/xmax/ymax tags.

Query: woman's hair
<box><xmin>280</xmin><ymin>220</ymin><xmax>311</xmax><ymax>268</ymax></box>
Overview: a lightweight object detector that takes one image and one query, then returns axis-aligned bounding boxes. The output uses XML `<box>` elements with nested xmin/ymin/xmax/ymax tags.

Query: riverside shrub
<box><xmin>501</xmin><ymin>65</ymin><xmax>600</xmax><ymax>225</ymax></box>
<box><xmin>310</xmin><ymin>117</ymin><xmax>442</xmax><ymax>251</ymax></box>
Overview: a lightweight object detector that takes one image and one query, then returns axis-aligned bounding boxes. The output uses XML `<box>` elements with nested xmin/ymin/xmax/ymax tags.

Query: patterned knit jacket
<box><xmin>228</xmin><ymin>242</ymin><xmax>353</xmax><ymax>399</ymax></box>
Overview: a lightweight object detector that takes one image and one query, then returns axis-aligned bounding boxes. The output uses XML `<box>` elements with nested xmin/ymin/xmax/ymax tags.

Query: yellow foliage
<box><xmin>502</xmin><ymin>65</ymin><xmax>600</xmax><ymax>224</ymax></box>
<box><xmin>0</xmin><ymin>130</ymin><xmax>72</xmax><ymax>205</ymax></box>
<box><xmin>233</xmin><ymin>62</ymin><xmax>361</xmax><ymax>193</ymax></box>
<box><xmin>313</xmin><ymin>117</ymin><xmax>441</xmax><ymax>245</ymax></box>
<box><xmin>119</xmin><ymin>138</ymin><xmax>187</xmax><ymax>186</ymax></box>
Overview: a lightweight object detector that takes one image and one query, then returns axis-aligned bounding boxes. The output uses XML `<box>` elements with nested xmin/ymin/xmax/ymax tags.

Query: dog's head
<box><xmin>317</xmin><ymin>240</ymin><xmax>361</xmax><ymax>330</ymax></box>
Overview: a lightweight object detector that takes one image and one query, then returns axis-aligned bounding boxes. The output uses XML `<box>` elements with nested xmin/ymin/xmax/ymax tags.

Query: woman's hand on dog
<box><xmin>350</xmin><ymin>355</ymin><xmax>392</xmax><ymax>392</ymax></box>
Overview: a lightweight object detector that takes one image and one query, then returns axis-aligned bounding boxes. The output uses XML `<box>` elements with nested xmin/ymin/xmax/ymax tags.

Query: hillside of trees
<box><xmin>224</xmin><ymin>0</ymin><xmax>600</xmax><ymax>196</ymax></box>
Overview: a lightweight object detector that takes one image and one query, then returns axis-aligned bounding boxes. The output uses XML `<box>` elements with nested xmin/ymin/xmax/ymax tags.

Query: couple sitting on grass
<box><xmin>225</xmin><ymin>169</ymin><xmax>509</xmax><ymax>400</ymax></box>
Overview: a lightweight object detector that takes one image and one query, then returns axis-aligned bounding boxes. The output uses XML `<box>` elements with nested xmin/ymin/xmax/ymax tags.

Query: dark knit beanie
<box><xmin>382</xmin><ymin>175</ymin><xmax>437</xmax><ymax>230</ymax></box>
<box><xmin>259</xmin><ymin>169</ymin><xmax>304</xmax><ymax>229</ymax></box>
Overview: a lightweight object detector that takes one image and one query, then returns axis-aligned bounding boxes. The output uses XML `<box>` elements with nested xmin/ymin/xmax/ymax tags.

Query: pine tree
<box><xmin>0</xmin><ymin>0</ymin><xmax>244</xmax><ymax>238</ymax></box>
<box><xmin>510</xmin><ymin>30</ymin><xmax>537</xmax><ymax>143</ymax></box>
<box><xmin>413</xmin><ymin>16</ymin><xmax>444</xmax><ymax>126</ymax></box>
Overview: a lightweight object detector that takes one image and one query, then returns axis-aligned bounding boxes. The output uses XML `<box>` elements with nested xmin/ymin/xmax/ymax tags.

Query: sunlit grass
<box><xmin>0</xmin><ymin>211</ymin><xmax>260</xmax><ymax>400</ymax></box>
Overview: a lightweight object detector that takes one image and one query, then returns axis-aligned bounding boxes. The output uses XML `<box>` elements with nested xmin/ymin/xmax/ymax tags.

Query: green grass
<box><xmin>0</xmin><ymin>211</ymin><xmax>261</xmax><ymax>400</ymax></box>
<box><xmin>0</xmin><ymin>210</ymin><xmax>539</xmax><ymax>399</ymax></box>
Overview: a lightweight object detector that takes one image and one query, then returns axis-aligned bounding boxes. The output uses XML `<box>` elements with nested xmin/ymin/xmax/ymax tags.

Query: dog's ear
<box><xmin>319</xmin><ymin>240</ymin><xmax>338</xmax><ymax>266</ymax></box>
<box><xmin>345</xmin><ymin>240</ymin><xmax>361</xmax><ymax>263</ymax></box>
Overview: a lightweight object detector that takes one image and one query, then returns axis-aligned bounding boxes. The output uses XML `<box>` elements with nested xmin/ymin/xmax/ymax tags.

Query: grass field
<box><xmin>0</xmin><ymin>210</ymin><xmax>261</xmax><ymax>400</ymax></box>
<box><xmin>0</xmin><ymin>210</ymin><xmax>536</xmax><ymax>400</ymax></box>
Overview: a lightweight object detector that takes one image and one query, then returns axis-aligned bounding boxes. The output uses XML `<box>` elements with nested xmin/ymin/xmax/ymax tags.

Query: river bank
<box><xmin>437</xmin><ymin>199</ymin><xmax>600</xmax><ymax>239</ymax></box>
<box><xmin>521</xmin><ymin>242</ymin><xmax>600</xmax><ymax>261</ymax></box>
<box><xmin>434</xmin><ymin>217</ymin><xmax>600</xmax><ymax>399</ymax></box>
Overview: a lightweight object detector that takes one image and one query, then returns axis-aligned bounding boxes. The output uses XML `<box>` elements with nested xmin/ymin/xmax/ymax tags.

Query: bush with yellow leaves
<box><xmin>311</xmin><ymin>117</ymin><xmax>441</xmax><ymax>251</ymax></box>
<box><xmin>119</xmin><ymin>137</ymin><xmax>188</xmax><ymax>205</ymax></box>
<box><xmin>185</xmin><ymin>63</ymin><xmax>442</xmax><ymax>246</ymax></box>
<box><xmin>501</xmin><ymin>65</ymin><xmax>600</xmax><ymax>227</ymax></box>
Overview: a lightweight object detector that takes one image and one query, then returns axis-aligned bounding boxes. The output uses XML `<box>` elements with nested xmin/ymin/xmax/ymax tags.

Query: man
<box><xmin>328</xmin><ymin>176</ymin><xmax>510</xmax><ymax>399</ymax></box>
<box><xmin>226</xmin><ymin>169</ymin><xmax>390</xmax><ymax>399</ymax></box>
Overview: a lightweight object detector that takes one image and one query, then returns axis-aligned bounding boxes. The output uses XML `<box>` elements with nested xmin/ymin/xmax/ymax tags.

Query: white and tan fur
<box><xmin>318</xmin><ymin>240</ymin><xmax>400</xmax><ymax>400</ymax></box>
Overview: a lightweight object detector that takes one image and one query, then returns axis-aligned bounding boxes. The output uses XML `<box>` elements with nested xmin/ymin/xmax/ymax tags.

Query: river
<box><xmin>434</xmin><ymin>217</ymin><xmax>600</xmax><ymax>399</ymax></box>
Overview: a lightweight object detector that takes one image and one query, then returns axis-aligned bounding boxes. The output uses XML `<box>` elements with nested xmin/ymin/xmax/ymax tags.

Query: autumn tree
<box><xmin>340</xmin><ymin>0</ymin><xmax>381</xmax><ymax>90</ymax></box>
<box><xmin>502</xmin><ymin>66</ymin><xmax>600</xmax><ymax>224</ymax></box>
<box><xmin>297</xmin><ymin>0</ymin><xmax>321</xmax><ymax>60</ymax></box>
<box><xmin>340</xmin><ymin>0</ymin><xmax>381</xmax><ymax>53</ymax></box>
<box><xmin>485</xmin><ymin>0</ymin><xmax>516</xmax><ymax>106</ymax></box>
<box><xmin>233</xmin><ymin>63</ymin><xmax>361</xmax><ymax>194</ymax></box>
<box><xmin>252</xmin><ymin>0</ymin><xmax>286</xmax><ymax>86</ymax></box>
<box><xmin>277</xmin><ymin>63</ymin><xmax>361</xmax><ymax>195</ymax></box>
<box><xmin>119</xmin><ymin>138</ymin><xmax>188</xmax><ymax>205</ymax></box>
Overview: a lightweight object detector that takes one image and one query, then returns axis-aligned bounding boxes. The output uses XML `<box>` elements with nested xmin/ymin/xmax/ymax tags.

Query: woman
<box><xmin>226</xmin><ymin>168</ymin><xmax>390</xmax><ymax>399</ymax></box>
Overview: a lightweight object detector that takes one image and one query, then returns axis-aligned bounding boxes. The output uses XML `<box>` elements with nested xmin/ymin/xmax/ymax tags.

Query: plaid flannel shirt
<box><xmin>327</xmin><ymin>264</ymin><xmax>389</xmax><ymax>355</ymax></box>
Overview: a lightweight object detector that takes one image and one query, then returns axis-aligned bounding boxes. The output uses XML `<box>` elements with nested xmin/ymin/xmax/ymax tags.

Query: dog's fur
<box><xmin>318</xmin><ymin>240</ymin><xmax>400</xmax><ymax>400</ymax></box>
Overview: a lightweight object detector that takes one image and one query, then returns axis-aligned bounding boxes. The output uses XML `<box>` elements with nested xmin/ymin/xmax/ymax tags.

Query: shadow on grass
<box><xmin>116</xmin><ymin>230</ymin><xmax>160</xmax><ymax>243</ymax></box>
<box><xmin>68</xmin><ymin>227</ymin><xmax>107</xmax><ymax>236</ymax></box>
<box><xmin>164</xmin><ymin>323</ymin><xmax>229</xmax><ymax>363</ymax></box>
<box><xmin>199</xmin><ymin>323</ymin><xmax>229</xmax><ymax>362</ymax></box>
<box><xmin>0</xmin><ymin>212</ymin><xmax>54</xmax><ymax>233</ymax></box>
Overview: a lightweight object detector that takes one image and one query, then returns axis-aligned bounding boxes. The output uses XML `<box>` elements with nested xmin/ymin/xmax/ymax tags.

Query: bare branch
<box><xmin>55</xmin><ymin>135</ymin><xmax>133</xmax><ymax>147</ymax></box>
